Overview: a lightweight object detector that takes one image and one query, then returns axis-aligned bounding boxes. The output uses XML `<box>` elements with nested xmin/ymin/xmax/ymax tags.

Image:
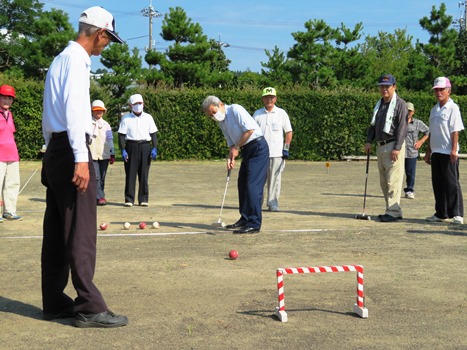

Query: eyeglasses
<box><xmin>434</xmin><ymin>88</ymin><xmax>447</xmax><ymax>92</ymax></box>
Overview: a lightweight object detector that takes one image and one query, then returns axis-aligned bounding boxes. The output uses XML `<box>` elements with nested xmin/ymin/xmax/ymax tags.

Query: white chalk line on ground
<box><xmin>0</xmin><ymin>228</ymin><xmax>369</xmax><ymax>240</ymax></box>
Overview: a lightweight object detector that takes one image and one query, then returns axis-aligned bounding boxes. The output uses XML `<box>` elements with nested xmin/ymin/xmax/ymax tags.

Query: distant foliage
<box><xmin>5</xmin><ymin>77</ymin><xmax>467</xmax><ymax>161</ymax></box>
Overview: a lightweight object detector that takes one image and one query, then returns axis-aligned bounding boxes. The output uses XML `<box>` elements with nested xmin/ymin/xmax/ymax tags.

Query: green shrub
<box><xmin>2</xmin><ymin>75</ymin><xmax>466</xmax><ymax>161</ymax></box>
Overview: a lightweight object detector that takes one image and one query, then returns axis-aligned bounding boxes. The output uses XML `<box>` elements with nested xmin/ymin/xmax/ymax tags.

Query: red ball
<box><xmin>229</xmin><ymin>250</ymin><xmax>238</xmax><ymax>260</ymax></box>
<box><xmin>139</xmin><ymin>222</ymin><xmax>147</xmax><ymax>229</ymax></box>
<box><xmin>99</xmin><ymin>223</ymin><xmax>107</xmax><ymax>231</ymax></box>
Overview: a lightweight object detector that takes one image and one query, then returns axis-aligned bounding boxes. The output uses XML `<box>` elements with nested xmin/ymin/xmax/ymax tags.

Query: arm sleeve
<box><xmin>118</xmin><ymin>133</ymin><xmax>126</xmax><ymax>151</ymax></box>
<box><xmin>150</xmin><ymin>132</ymin><xmax>158</xmax><ymax>147</ymax></box>
<box><xmin>366</xmin><ymin>125</ymin><xmax>375</xmax><ymax>143</ymax></box>
<box><xmin>394</xmin><ymin>100</ymin><xmax>408</xmax><ymax>151</ymax></box>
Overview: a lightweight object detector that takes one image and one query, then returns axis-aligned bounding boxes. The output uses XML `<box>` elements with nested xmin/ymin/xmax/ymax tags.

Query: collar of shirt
<box><xmin>1</xmin><ymin>109</ymin><xmax>9</xmax><ymax>121</ymax></box>
<box><xmin>68</xmin><ymin>41</ymin><xmax>91</xmax><ymax>66</ymax></box>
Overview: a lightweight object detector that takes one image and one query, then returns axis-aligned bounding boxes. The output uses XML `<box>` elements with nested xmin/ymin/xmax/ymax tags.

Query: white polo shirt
<box><xmin>429</xmin><ymin>98</ymin><xmax>464</xmax><ymax>155</ymax></box>
<box><xmin>253</xmin><ymin>105</ymin><xmax>292</xmax><ymax>157</ymax></box>
<box><xmin>118</xmin><ymin>111</ymin><xmax>158</xmax><ymax>141</ymax></box>
<box><xmin>42</xmin><ymin>41</ymin><xmax>93</xmax><ymax>163</ymax></box>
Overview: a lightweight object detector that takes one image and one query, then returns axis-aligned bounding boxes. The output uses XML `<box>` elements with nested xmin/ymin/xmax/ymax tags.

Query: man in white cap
<box><xmin>41</xmin><ymin>6</ymin><xmax>127</xmax><ymax>327</ymax></box>
<box><xmin>118</xmin><ymin>94</ymin><xmax>158</xmax><ymax>207</ymax></box>
<box><xmin>90</xmin><ymin>100</ymin><xmax>115</xmax><ymax>206</ymax></box>
<box><xmin>403</xmin><ymin>102</ymin><xmax>429</xmax><ymax>199</ymax></box>
<box><xmin>424</xmin><ymin>77</ymin><xmax>464</xmax><ymax>224</ymax></box>
<box><xmin>253</xmin><ymin>87</ymin><xmax>293</xmax><ymax>212</ymax></box>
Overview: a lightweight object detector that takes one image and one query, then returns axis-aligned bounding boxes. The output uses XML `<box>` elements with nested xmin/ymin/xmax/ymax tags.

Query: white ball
<box><xmin>123</xmin><ymin>222</ymin><xmax>131</xmax><ymax>230</ymax></box>
<box><xmin>152</xmin><ymin>222</ymin><xmax>160</xmax><ymax>229</ymax></box>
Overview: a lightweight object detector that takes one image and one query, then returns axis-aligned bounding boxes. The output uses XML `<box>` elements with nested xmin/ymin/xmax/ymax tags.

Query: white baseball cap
<box><xmin>91</xmin><ymin>100</ymin><xmax>106</xmax><ymax>111</ymax></box>
<box><xmin>129</xmin><ymin>94</ymin><xmax>144</xmax><ymax>105</ymax></box>
<box><xmin>79</xmin><ymin>6</ymin><xmax>123</xmax><ymax>44</ymax></box>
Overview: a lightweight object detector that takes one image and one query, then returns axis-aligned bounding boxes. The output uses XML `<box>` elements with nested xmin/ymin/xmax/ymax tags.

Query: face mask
<box><xmin>212</xmin><ymin>110</ymin><xmax>225</xmax><ymax>122</ymax></box>
<box><xmin>132</xmin><ymin>104</ymin><xmax>144</xmax><ymax>114</ymax></box>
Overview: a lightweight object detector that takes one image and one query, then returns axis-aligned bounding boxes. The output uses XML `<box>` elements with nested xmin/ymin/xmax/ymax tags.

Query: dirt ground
<box><xmin>0</xmin><ymin>159</ymin><xmax>466</xmax><ymax>350</ymax></box>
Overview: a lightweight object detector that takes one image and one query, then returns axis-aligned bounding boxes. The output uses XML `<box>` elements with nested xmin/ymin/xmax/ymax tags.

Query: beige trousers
<box><xmin>377</xmin><ymin>142</ymin><xmax>405</xmax><ymax>217</ymax></box>
<box><xmin>266</xmin><ymin>157</ymin><xmax>285</xmax><ymax>209</ymax></box>
<box><xmin>0</xmin><ymin>161</ymin><xmax>20</xmax><ymax>215</ymax></box>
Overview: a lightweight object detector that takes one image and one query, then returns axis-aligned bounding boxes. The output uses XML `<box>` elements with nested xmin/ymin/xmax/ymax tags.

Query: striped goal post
<box><xmin>275</xmin><ymin>265</ymin><xmax>369</xmax><ymax>322</ymax></box>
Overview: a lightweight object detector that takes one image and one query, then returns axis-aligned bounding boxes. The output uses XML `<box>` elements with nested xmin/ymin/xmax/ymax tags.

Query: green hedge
<box><xmin>2</xmin><ymin>76</ymin><xmax>466</xmax><ymax>160</ymax></box>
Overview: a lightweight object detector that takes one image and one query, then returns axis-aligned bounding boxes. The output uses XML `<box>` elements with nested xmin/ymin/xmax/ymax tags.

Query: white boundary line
<box><xmin>0</xmin><ymin>228</ymin><xmax>367</xmax><ymax>240</ymax></box>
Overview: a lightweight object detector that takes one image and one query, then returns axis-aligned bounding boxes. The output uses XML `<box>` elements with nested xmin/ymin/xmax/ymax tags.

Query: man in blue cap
<box><xmin>364</xmin><ymin>74</ymin><xmax>408</xmax><ymax>222</ymax></box>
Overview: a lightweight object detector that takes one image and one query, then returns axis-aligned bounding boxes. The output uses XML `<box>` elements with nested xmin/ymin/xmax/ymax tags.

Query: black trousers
<box><xmin>124</xmin><ymin>141</ymin><xmax>151</xmax><ymax>204</ymax></box>
<box><xmin>431</xmin><ymin>153</ymin><xmax>464</xmax><ymax>219</ymax></box>
<box><xmin>41</xmin><ymin>133</ymin><xmax>107</xmax><ymax>314</ymax></box>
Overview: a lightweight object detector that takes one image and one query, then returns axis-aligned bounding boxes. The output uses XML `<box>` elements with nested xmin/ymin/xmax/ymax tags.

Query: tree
<box><xmin>360</xmin><ymin>29</ymin><xmax>414</xmax><ymax>89</ymax></box>
<box><xmin>287</xmin><ymin>19</ymin><xmax>338</xmax><ymax>88</ymax></box>
<box><xmin>145</xmin><ymin>6</ymin><xmax>230</xmax><ymax>88</ymax></box>
<box><xmin>419</xmin><ymin>3</ymin><xmax>458</xmax><ymax>75</ymax></box>
<box><xmin>331</xmin><ymin>23</ymin><xmax>366</xmax><ymax>86</ymax></box>
<box><xmin>261</xmin><ymin>46</ymin><xmax>293</xmax><ymax>87</ymax></box>
<box><xmin>19</xmin><ymin>9</ymin><xmax>75</xmax><ymax>79</ymax></box>
<box><xmin>404</xmin><ymin>41</ymin><xmax>435</xmax><ymax>91</ymax></box>
<box><xmin>98</xmin><ymin>43</ymin><xmax>142</xmax><ymax>126</ymax></box>
<box><xmin>0</xmin><ymin>0</ymin><xmax>74</xmax><ymax>78</ymax></box>
<box><xmin>452</xmin><ymin>30</ymin><xmax>467</xmax><ymax>94</ymax></box>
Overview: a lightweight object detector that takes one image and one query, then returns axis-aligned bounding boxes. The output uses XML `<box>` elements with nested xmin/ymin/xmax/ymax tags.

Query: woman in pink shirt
<box><xmin>0</xmin><ymin>84</ymin><xmax>22</xmax><ymax>222</ymax></box>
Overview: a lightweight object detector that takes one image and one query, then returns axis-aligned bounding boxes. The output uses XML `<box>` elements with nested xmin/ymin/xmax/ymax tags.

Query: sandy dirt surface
<box><xmin>0</xmin><ymin>160</ymin><xmax>466</xmax><ymax>350</ymax></box>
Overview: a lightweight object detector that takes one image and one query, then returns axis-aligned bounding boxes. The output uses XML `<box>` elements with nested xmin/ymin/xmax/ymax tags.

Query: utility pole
<box><xmin>457</xmin><ymin>1</ymin><xmax>467</xmax><ymax>32</ymax></box>
<box><xmin>141</xmin><ymin>0</ymin><xmax>162</xmax><ymax>69</ymax></box>
<box><xmin>217</xmin><ymin>34</ymin><xmax>230</xmax><ymax>48</ymax></box>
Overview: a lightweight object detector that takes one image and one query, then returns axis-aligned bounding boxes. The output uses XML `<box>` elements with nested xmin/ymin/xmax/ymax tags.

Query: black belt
<box><xmin>376</xmin><ymin>138</ymin><xmax>396</xmax><ymax>146</ymax></box>
<box><xmin>51</xmin><ymin>131</ymin><xmax>67</xmax><ymax>139</ymax></box>
<box><xmin>241</xmin><ymin>136</ymin><xmax>265</xmax><ymax>151</ymax></box>
<box><xmin>126</xmin><ymin>140</ymin><xmax>150</xmax><ymax>144</ymax></box>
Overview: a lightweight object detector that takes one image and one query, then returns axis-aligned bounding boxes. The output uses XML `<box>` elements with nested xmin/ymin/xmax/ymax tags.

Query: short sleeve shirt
<box><xmin>429</xmin><ymin>98</ymin><xmax>464</xmax><ymax>155</ymax></box>
<box><xmin>118</xmin><ymin>111</ymin><xmax>158</xmax><ymax>141</ymax></box>
<box><xmin>405</xmin><ymin>118</ymin><xmax>429</xmax><ymax>158</ymax></box>
<box><xmin>253</xmin><ymin>105</ymin><xmax>292</xmax><ymax>157</ymax></box>
<box><xmin>218</xmin><ymin>104</ymin><xmax>263</xmax><ymax>147</ymax></box>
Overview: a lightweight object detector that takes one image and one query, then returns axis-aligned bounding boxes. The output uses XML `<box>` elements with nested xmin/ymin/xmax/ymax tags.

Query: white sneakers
<box><xmin>405</xmin><ymin>192</ymin><xmax>415</xmax><ymax>199</ymax></box>
<box><xmin>425</xmin><ymin>215</ymin><xmax>463</xmax><ymax>224</ymax></box>
<box><xmin>124</xmin><ymin>202</ymin><xmax>133</xmax><ymax>207</ymax></box>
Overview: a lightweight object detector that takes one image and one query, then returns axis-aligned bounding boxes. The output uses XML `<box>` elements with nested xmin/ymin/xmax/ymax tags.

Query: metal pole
<box><xmin>464</xmin><ymin>2</ymin><xmax>467</xmax><ymax>31</ymax></box>
<box><xmin>141</xmin><ymin>0</ymin><xmax>161</xmax><ymax>70</ymax></box>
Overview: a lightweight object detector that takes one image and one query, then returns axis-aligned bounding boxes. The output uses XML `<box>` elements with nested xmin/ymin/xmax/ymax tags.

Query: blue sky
<box><xmin>42</xmin><ymin>1</ymin><xmax>460</xmax><ymax>72</ymax></box>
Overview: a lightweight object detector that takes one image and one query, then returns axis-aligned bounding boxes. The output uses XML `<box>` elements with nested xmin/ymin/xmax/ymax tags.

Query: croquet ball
<box><xmin>139</xmin><ymin>222</ymin><xmax>147</xmax><ymax>229</ymax></box>
<box><xmin>152</xmin><ymin>221</ymin><xmax>160</xmax><ymax>229</ymax></box>
<box><xmin>229</xmin><ymin>250</ymin><xmax>238</xmax><ymax>260</ymax></box>
<box><xmin>123</xmin><ymin>222</ymin><xmax>131</xmax><ymax>230</ymax></box>
<box><xmin>99</xmin><ymin>223</ymin><xmax>107</xmax><ymax>231</ymax></box>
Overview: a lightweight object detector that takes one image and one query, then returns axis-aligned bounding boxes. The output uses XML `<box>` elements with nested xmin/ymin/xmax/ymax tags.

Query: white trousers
<box><xmin>377</xmin><ymin>142</ymin><xmax>405</xmax><ymax>217</ymax></box>
<box><xmin>266</xmin><ymin>157</ymin><xmax>285</xmax><ymax>209</ymax></box>
<box><xmin>0</xmin><ymin>161</ymin><xmax>20</xmax><ymax>215</ymax></box>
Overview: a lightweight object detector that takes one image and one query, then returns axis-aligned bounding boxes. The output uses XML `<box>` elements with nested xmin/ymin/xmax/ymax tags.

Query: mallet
<box><xmin>212</xmin><ymin>169</ymin><xmax>231</xmax><ymax>228</ymax></box>
<box><xmin>355</xmin><ymin>151</ymin><xmax>371</xmax><ymax>220</ymax></box>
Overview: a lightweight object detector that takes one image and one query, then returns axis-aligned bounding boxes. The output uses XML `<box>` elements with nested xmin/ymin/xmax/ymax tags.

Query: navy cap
<box><xmin>377</xmin><ymin>74</ymin><xmax>396</xmax><ymax>86</ymax></box>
